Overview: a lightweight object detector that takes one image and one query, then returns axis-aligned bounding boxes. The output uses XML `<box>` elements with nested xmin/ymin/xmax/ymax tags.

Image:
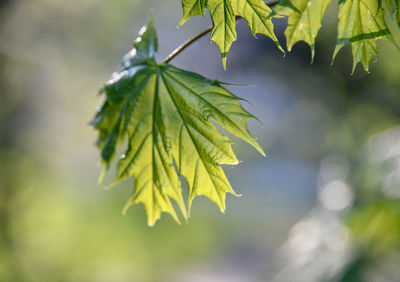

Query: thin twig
<box><xmin>162</xmin><ymin>27</ymin><xmax>212</xmax><ymax>64</ymax></box>
<box><xmin>162</xmin><ymin>0</ymin><xmax>280</xmax><ymax>64</ymax></box>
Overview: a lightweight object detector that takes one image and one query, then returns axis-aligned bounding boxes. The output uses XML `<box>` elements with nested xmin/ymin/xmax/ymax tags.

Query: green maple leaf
<box><xmin>334</xmin><ymin>0</ymin><xmax>392</xmax><ymax>72</ymax></box>
<box><xmin>179</xmin><ymin>0</ymin><xmax>208</xmax><ymax>26</ymax></box>
<box><xmin>274</xmin><ymin>0</ymin><xmax>399</xmax><ymax>71</ymax></box>
<box><xmin>92</xmin><ymin>18</ymin><xmax>264</xmax><ymax>226</ymax></box>
<box><xmin>208</xmin><ymin>0</ymin><xmax>237</xmax><ymax>68</ymax></box>
<box><xmin>274</xmin><ymin>0</ymin><xmax>333</xmax><ymax>59</ymax></box>
<box><xmin>384</xmin><ymin>0</ymin><xmax>400</xmax><ymax>23</ymax></box>
<box><xmin>231</xmin><ymin>0</ymin><xmax>283</xmax><ymax>52</ymax></box>
<box><xmin>383</xmin><ymin>0</ymin><xmax>400</xmax><ymax>49</ymax></box>
<box><xmin>179</xmin><ymin>0</ymin><xmax>282</xmax><ymax>68</ymax></box>
<box><xmin>179</xmin><ymin>0</ymin><xmax>400</xmax><ymax>72</ymax></box>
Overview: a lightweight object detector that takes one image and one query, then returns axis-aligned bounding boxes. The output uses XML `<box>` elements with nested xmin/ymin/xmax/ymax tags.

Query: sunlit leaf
<box><xmin>179</xmin><ymin>0</ymin><xmax>208</xmax><ymax>26</ymax></box>
<box><xmin>179</xmin><ymin>0</ymin><xmax>400</xmax><ymax>72</ymax></box>
<box><xmin>334</xmin><ymin>0</ymin><xmax>392</xmax><ymax>72</ymax></box>
<box><xmin>231</xmin><ymin>0</ymin><xmax>283</xmax><ymax>52</ymax></box>
<box><xmin>92</xmin><ymin>18</ymin><xmax>264</xmax><ymax>226</ymax></box>
<box><xmin>383</xmin><ymin>0</ymin><xmax>400</xmax><ymax>49</ymax></box>
<box><xmin>274</xmin><ymin>0</ymin><xmax>332</xmax><ymax>59</ymax></box>
<box><xmin>180</xmin><ymin>0</ymin><xmax>282</xmax><ymax>67</ymax></box>
<box><xmin>385</xmin><ymin>0</ymin><xmax>400</xmax><ymax>23</ymax></box>
<box><xmin>208</xmin><ymin>0</ymin><xmax>237</xmax><ymax>68</ymax></box>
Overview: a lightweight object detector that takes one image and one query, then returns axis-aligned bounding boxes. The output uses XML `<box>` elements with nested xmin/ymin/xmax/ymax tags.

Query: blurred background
<box><xmin>1</xmin><ymin>0</ymin><xmax>400</xmax><ymax>281</ymax></box>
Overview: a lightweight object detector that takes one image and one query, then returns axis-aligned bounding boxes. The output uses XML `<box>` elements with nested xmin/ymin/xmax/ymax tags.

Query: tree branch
<box><xmin>162</xmin><ymin>27</ymin><xmax>212</xmax><ymax>64</ymax></box>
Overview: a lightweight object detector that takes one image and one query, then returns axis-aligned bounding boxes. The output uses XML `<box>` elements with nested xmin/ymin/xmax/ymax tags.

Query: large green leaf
<box><xmin>334</xmin><ymin>0</ymin><xmax>392</xmax><ymax>72</ymax></box>
<box><xmin>92</xmin><ymin>18</ymin><xmax>264</xmax><ymax>226</ymax></box>
<box><xmin>274</xmin><ymin>0</ymin><xmax>332</xmax><ymax>59</ymax></box>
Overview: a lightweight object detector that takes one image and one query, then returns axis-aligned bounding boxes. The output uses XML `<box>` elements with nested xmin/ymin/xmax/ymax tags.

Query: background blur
<box><xmin>1</xmin><ymin>0</ymin><xmax>400</xmax><ymax>281</ymax></box>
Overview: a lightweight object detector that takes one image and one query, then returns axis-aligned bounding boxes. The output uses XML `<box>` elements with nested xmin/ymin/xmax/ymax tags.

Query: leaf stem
<box><xmin>162</xmin><ymin>27</ymin><xmax>212</xmax><ymax>64</ymax></box>
<box><xmin>162</xmin><ymin>0</ymin><xmax>280</xmax><ymax>64</ymax></box>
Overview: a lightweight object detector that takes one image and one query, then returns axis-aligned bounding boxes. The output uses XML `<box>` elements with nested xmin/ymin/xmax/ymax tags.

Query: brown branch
<box><xmin>162</xmin><ymin>27</ymin><xmax>212</xmax><ymax>64</ymax></box>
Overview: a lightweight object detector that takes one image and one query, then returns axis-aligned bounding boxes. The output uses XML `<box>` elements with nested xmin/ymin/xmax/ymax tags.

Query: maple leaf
<box><xmin>274</xmin><ymin>0</ymin><xmax>333</xmax><ymax>59</ymax></box>
<box><xmin>92</xmin><ymin>18</ymin><xmax>264</xmax><ymax>226</ymax></box>
<box><xmin>179</xmin><ymin>0</ymin><xmax>282</xmax><ymax>68</ymax></box>
<box><xmin>334</xmin><ymin>0</ymin><xmax>392</xmax><ymax>72</ymax></box>
<box><xmin>179</xmin><ymin>0</ymin><xmax>208</xmax><ymax>26</ymax></box>
<box><xmin>274</xmin><ymin>0</ymin><xmax>399</xmax><ymax>71</ymax></box>
<box><xmin>179</xmin><ymin>0</ymin><xmax>399</xmax><ymax>72</ymax></box>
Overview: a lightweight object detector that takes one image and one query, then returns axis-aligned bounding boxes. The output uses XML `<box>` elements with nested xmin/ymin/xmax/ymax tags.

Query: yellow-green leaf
<box><xmin>208</xmin><ymin>0</ymin><xmax>237</xmax><ymax>68</ymax></box>
<box><xmin>231</xmin><ymin>0</ymin><xmax>284</xmax><ymax>53</ymax></box>
<box><xmin>179</xmin><ymin>0</ymin><xmax>208</xmax><ymax>26</ymax></box>
<box><xmin>385</xmin><ymin>0</ymin><xmax>400</xmax><ymax>23</ymax></box>
<box><xmin>92</xmin><ymin>18</ymin><xmax>264</xmax><ymax>226</ymax></box>
<box><xmin>180</xmin><ymin>0</ymin><xmax>283</xmax><ymax>67</ymax></box>
<box><xmin>383</xmin><ymin>0</ymin><xmax>400</xmax><ymax>49</ymax></box>
<box><xmin>334</xmin><ymin>0</ymin><xmax>392</xmax><ymax>72</ymax></box>
<box><xmin>274</xmin><ymin>0</ymin><xmax>332</xmax><ymax>58</ymax></box>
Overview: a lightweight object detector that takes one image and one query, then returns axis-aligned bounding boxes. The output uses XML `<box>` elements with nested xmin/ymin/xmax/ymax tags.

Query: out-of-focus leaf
<box><xmin>384</xmin><ymin>0</ymin><xmax>400</xmax><ymax>49</ymax></box>
<box><xmin>385</xmin><ymin>0</ymin><xmax>400</xmax><ymax>23</ymax></box>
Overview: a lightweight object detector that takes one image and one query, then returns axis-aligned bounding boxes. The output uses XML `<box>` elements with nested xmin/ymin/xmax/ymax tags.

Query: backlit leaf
<box><xmin>334</xmin><ymin>0</ymin><xmax>392</xmax><ymax>72</ymax></box>
<box><xmin>179</xmin><ymin>0</ymin><xmax>400</xmax><ymax>72</ymax></box>
<box><xmin>179</xmin><ymin>0</ymin><xmax>208</xmax><ymax>26</ymax></box>
<box><xmin>208</xmin><ymin>0</ymin><xmax>237</xmax><ymax>68</ymax></box>
<box><xmin>231</xmin><ymin>0</ymin><xmax>283</xmax><ymax>53</ymax></box>
<box><xmin>179</xmin><ymin>0</ymin><xmax>282</xmax><ymax>67</ymax></box>
<box><xmin>92</xmin><ymin>18</ymin><xmax>264</xmax><ymax>226</ymax></box>
<box><xmin>274</xmin><ymin>0</ymin><xmax>332</xmax><ymax>59</ymax></box>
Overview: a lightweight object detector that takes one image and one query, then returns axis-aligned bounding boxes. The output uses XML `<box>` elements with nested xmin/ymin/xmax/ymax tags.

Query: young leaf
<box><xmin>274</xmin><ymin>0</ymin><xmax>332</xmax><ymax>59</ymax></box>
<box><xmin>383</xmin><ymin>0</ymin><xmax>400</xmax><ymax>49</ymax></box>
<box><xmin>92</xmin><ymin>18</ymin><xmax>264</xmax><ymax>226</ymax></box>
<box><xmin>208</xmin><ymin>0</ymin><xmax>237</xmax><ymax>68</ymax></box>
<box><xmin>334</xmin><ymin>0</ymin><xmax>392</xmax><ymax>72</ymax></box>
<box><xmin>385</xmin><ymin>0</ymin><xmax>400</xmax><ymax>22</ymax></box>
<box><xmin>179</xmin><ymin>0</ymin><xmax>208</xmax><ymax>26</ymax></box>
<box><xmin>179</xmin><ymin>0</ymin><xmax>282</xmax><ymax>67</ymax></box>
<box><xmin>179</xmin><ymin>0</ymin><xmax>400</xmax><ymax>72</ymax></box>
<box><xmin>231</xmin><ymin>0</ymin><xmax>283</xmax><ymax>53</ymax></box>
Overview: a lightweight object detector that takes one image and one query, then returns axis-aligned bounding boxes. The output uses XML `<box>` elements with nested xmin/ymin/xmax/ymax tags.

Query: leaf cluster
<box><xmin>180</xmin><ymin>0</ymin><xmax>400</xmax><ymax>71</ymax></box>
<box><xmin>93</xmin><ymin>0</ymin><xmax>400</xmax><ymax>225</ymax></box>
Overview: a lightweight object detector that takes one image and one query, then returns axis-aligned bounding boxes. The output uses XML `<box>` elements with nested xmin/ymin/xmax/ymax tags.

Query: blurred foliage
<box><xmin>1</xmin><ymin>0</ymin><xmax>400</xmax><ymax>281</ymax></box>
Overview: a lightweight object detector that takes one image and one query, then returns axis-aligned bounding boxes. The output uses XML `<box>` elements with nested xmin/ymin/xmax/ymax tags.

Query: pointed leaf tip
<box><xmin>275</xmin><ymin>0</ymin><xmax>333</xmax><ymax>57</ymax></box>
<box><xmin>179</xmin><ymin>0</ymin><xmax>207</xmax><ymax>26</ymax></box>
<box><xmin>181</xmin><ymin>0</ymin><xmax>285</xmax><ymax>63</ymax></box>
<box><xmin>335</xmin><ymin>0</ymin><xmax>391</xmax><ymax>73</ymax></box>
